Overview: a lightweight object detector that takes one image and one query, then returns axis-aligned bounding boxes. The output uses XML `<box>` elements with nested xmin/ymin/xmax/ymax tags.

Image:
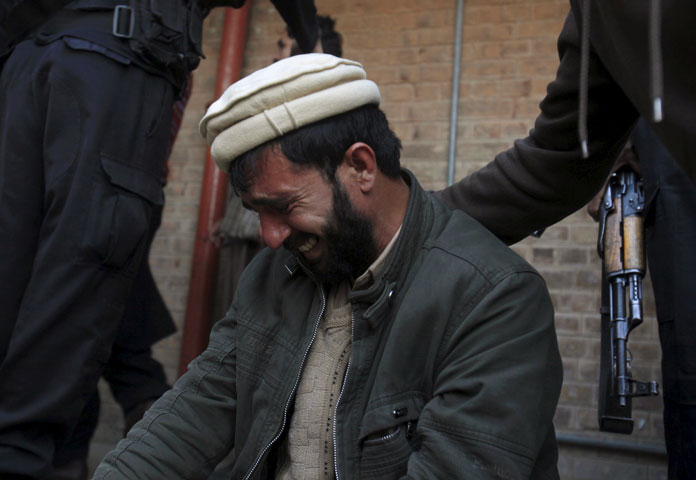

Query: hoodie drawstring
<box><xmin>578</xmin><ymin>0</ymin><xmax>591</xmax><ymax>159</ymax></box>
<box><xmin>649</xmin><ymin>0</ymin><xmax>663</xmax><ymax>122</ymax></box>
<box><xmin>578</xmin><ymin>0</ymin><xmax>664</xmax><ymax>158</ymax></box>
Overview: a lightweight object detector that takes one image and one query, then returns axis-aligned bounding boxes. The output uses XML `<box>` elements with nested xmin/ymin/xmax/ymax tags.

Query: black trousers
<box><xmin>53</xmin><ymin>204</ymin><xmax>175</xmax><ymax>467</ymax></box>
<box><xmin>0</xmin><ymin>33</ymin><xmax>173</xmax><ymax>478</ymax></box>
<box><xmin>53</xmin><ymin>345</ymin><xmax>171</xmax><ymax>467</ymax></box>
<box><xmin>632</xmin><ymin>119</ymin><xmax>696</xmax><ymax>479</ymax></box>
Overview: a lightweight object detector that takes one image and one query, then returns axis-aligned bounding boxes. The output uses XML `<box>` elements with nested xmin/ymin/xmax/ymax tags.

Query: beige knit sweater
<box><xmin>276</xmin><ymin>227</ymin><xmax>401</xmax><ymax>479</ymax></box>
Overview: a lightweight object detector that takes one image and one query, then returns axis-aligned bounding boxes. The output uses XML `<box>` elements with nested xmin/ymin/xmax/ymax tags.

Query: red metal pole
<box><xmin>179</xmin><ymin>4</ymin><xmax>250</xmax><ymax>376</ymax></box>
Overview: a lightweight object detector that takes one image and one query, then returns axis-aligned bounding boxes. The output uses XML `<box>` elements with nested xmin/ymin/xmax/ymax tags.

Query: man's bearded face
<box><xmin>284</xmin><ymin>179</ymin><xmax>377</xmax><ymax>285</ymax></box>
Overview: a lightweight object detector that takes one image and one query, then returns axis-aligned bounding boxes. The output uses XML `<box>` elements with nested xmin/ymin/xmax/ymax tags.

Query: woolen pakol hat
<box><xmin>199</xmin><ymin>53</ymin><xmax>381</xmax><ymax>172</ymax></box>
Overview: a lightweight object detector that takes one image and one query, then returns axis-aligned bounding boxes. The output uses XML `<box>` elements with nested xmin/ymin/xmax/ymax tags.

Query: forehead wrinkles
<box><xmin>244</xmin><ymin>144</ymin><xmax>283</xmax><ymax>191</ymax></box>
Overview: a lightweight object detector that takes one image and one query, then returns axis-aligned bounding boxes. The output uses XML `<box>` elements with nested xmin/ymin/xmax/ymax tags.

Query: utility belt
<box><xmin>5</xmin><ymin>0</ymin><xmax>205</xmax><ymax>91</ymax></box>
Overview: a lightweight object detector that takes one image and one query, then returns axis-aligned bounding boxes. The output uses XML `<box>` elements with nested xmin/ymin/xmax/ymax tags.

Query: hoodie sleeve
<box><xmin>436</xmin><ymin>9</ymin><xmax>638</xmax><ymax>245</ymax></box>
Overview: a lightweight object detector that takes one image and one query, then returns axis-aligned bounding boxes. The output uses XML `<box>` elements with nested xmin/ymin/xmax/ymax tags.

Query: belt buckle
<box><xmin>113</xmin><ymin>5</ymin><xmax>135</xmax><ymax>39</ymax></box>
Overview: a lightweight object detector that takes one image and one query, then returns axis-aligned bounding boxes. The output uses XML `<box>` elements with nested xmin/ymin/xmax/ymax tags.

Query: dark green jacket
<box><xmin>94</xmin><ymin>171</ymin><xmax>562</xmax><ymax>479</ymax></box>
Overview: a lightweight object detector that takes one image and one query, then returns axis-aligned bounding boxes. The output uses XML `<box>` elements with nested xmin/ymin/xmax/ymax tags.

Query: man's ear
<box><xmin>339</xmin><ymin>142</ymin><xmax>377</xmax><ymax>193</ymax></box>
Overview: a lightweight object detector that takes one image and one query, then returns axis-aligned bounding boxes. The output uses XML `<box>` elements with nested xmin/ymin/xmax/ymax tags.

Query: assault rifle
<box><xmin>596</xmin><ymin>166</ymin><xmax>659</xmax><ymax>434</ymax></box>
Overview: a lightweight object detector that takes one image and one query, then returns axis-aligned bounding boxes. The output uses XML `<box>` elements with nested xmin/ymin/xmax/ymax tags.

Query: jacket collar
<box><xmin>348</xmin><ymin>169</ymin><xmax>434</xmax><ymax>326</ymax></box>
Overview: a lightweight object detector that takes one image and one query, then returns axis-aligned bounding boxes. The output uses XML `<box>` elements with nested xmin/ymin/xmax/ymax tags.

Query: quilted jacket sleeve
<box><xmin>92</xmin><ymin>312</ymin><xmax>239</xmax><ymax>480</ymax></box>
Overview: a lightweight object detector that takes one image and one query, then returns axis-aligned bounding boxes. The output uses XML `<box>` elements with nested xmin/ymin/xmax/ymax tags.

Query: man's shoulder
<box><xmin>425</xmin><ymin>197</ymin><xmax>540</xmax><ymax>285</ymax></box>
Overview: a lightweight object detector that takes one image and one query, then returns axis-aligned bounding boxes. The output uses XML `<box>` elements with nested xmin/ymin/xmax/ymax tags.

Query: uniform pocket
<box><xmin>81</xmin><ymin>155</ymin><xmax>162</xmax><ymax>270</ymax></box>
<box><xmin>100</xmin><ymin>154</ymin><xmax>164</xmax><ymax>205</ymax></box>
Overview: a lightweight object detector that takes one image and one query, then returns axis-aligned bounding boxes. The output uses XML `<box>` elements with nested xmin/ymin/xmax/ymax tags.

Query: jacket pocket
<box><xmin>359</xmin><ymin>398</ymin><xmax>424</xmax><ymax>479</ymax></box>
<box><xmin>81</xmin><ymin>155</ymin><xmax>162</xmax><ymax>270</ymax></box>
<box><xmin>360</xmin><ymin>421</ymin><xmax>416</xmax><ymax>480</ymax></box>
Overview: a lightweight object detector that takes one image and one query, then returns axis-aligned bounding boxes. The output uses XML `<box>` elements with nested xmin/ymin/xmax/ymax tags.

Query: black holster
<box><xmin>126</xmin><ymin>0</ymin><xmax>205</xmax><ymax>91</ymax></box>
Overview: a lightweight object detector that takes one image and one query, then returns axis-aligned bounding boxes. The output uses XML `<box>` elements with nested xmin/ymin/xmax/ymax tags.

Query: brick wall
<box><xmin>90</xmin><ymin>1</ymin><xmax>667</xmax><ymax>478</ymax></box>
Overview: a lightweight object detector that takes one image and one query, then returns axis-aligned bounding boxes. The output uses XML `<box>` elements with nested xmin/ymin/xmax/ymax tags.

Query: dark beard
<box><xmin>296</xmin><ymin>181</ymin><xmax>378</xmax><ymax>285</ymax></box>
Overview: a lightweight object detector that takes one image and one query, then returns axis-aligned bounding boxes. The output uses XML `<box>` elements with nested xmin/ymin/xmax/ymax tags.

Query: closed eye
<box><xmin>276</xmin><ymin>202</ymin><xmax>292</xmax><ymax>214</ymax></box>
<box><xmin>242</xmin><ymin>195</ymin><xmax>298</xmax><ymax>215</ymax></box>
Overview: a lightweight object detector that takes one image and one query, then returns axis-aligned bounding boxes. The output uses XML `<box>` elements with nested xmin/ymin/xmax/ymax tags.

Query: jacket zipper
<box><xmin>333</xmin><ymin>283</ymin><xmax>394</xmax><ymax>479</ymax></box>
<box><xmin>243</xmin><ymin>286</ymin><xmax>326</xmax><ymax>480</ymax></box>
<box><xmin>373</xmin><ymin>426</ymin><xmax>400</xmax><ymax>443</ymax></box>
<box><xmin>332</xmin><ymin>309</ymin><xmax>355</xmax><ymax>480</ymax></box>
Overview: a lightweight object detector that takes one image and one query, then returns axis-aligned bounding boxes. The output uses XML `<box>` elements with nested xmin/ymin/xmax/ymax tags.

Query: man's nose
<box><xmin>259</xmin><ymin>214</ymin><xmax>291</xmax><ymax>249</ymax></box>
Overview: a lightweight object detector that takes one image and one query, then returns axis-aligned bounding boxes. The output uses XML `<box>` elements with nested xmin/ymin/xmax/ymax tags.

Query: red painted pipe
<box><xmin>179</xmin><ymin>3</ymin><xmax>251</xmax><ymax>376</ymax></box>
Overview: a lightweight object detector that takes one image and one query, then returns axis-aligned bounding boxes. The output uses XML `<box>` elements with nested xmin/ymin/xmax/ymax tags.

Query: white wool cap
<box><xmin>199</xmin><ymin>53</ymin><xmax>381</xmax><ymax>172</ymax></box>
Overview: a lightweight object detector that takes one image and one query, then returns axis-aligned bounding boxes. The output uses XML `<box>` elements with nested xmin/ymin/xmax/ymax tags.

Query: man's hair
<box><xmin>228</xmin><ymin>105</ymin><xmax>402</xmax><ymax>193</ymax></box>
<box><xmin>289</xmin><ymin>15</ymin><xmax>343</xmax><ymax>57</ymax></box>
